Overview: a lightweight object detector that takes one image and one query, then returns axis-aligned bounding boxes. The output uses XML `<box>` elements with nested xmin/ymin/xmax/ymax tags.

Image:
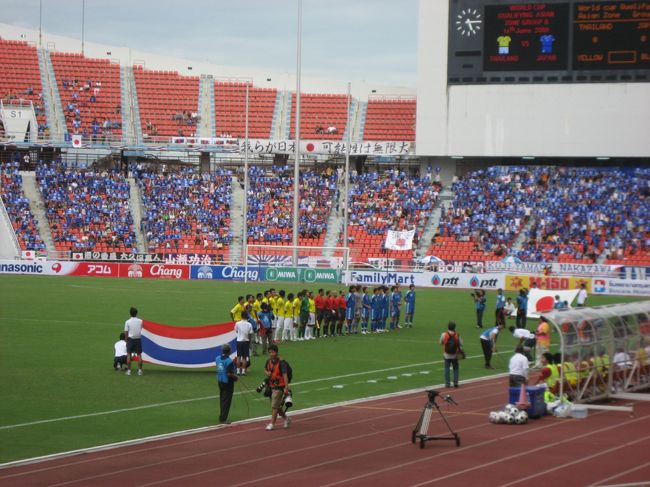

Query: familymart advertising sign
<box><xmin>264</xmin><ymin>267</ymin><xmax>340</xmax><ymax>283</ymax></box>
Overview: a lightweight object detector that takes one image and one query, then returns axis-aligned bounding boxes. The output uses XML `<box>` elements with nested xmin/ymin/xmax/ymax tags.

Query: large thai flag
<box><xmin>141</xmin><ymin>320</ymin><xmax>236</xmax><ymax>368</ymax></box>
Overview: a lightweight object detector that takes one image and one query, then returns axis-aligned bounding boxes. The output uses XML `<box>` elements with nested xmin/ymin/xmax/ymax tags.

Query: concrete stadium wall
<box><xmin>416</xmin><ymin>1</ymin><xmax>650</xmax><ymax>158</ymax></box>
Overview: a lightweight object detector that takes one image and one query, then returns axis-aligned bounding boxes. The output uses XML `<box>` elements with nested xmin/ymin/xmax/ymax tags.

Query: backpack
<box><xmin>281</xmin><ymin>360</ymin><xmax>293</xmax><ymax>383</ymax></box>
<box><xmin>444</xmin><ymin>332</ymin><xmax>460</xmax><ymax>355</ymax></box>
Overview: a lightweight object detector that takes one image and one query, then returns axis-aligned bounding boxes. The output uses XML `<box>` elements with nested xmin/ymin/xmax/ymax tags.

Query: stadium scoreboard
<box><xmin>448</xmin><ymin>0</ymin><xmax>650</xmax><ymax>83</ymax></box>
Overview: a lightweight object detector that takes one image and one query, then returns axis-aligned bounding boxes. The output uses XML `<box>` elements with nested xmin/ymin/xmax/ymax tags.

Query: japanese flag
<box><xmin>385</xmin><ymin>229</ymin><xmax>415</xmax><ymax>251</ymax></box>
<box><xmin>71</xmin><ymin>134</ymin><xmax>83</xmax><ymax>148</ymax></box>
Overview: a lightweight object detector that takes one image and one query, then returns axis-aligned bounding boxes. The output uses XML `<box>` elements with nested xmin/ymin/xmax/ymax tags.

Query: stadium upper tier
<box><xmin>0</xmin><ymin>40</ymin><xmax>416</xmax><ymax>144</ymax></box>
<box><xmin>214</xmin><ymin>82</ymin><xmax>277</xmax><ymax>139</ymax></box>
<box><xmin>0</xmin><ymin>39</ymin><xmax>47</xmax><ymax>135</ymax></box>
<box><xmin>134</xmin><ymin>67</ymin><xmax>200</xmax><ymax>139</ymax></box>
<box><xmin>51</xmin><ymin>52</ymin><xmax>122</xmax><ymax>140</ymax></box>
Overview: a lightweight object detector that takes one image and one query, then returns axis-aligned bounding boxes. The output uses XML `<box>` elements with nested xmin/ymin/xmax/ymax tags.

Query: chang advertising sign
<box><xmin>190</xmin><ymin>265</ymin><xmax>263</xmax><ymax>282</ymax></box>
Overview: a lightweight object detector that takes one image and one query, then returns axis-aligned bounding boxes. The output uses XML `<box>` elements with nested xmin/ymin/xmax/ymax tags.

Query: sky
<box><xmin>1</xmin><ymin>0</ymin><xmax>418</xmax><ymax>87</ymax></box>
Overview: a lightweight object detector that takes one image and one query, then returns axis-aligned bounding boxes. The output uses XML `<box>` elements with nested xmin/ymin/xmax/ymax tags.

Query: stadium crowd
<box><xmin>136</xmin><ymin>166</ymin><xmax>233</xmax><ymax>255</ymax></box>
<box><xmin>245</xmin><ymin>165</ymin><xmax>337</xmax><ymax>242</ymax></box>
<box><xmin>438</xmin><ymin>166</ymin><xmax>649</xmax><ymax>263</ymax></box>
<box><xmin>36</xmin><ymin>161</ymin><xmax>136</xmax><ymax>252</ymax></box>
<box><xmin>348</xmin><ymin>169</ymin><xmax>441</xmax><ymax>236</ymax></box>
<box><xmin>438</xmin><ymin>167</ymin><xmax>545</xmax><ymax>257</ymax></box>
<box><xmin>0</xmin><ymin>161</ymin><xmax>45</xmax><ymax>251</ymax></box>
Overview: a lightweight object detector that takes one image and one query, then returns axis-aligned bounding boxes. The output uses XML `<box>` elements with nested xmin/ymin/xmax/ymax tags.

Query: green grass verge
<box><xmin>0</xmin><ymin>275</ymin><xmax>643</xmax><ymax>463</ymax></box>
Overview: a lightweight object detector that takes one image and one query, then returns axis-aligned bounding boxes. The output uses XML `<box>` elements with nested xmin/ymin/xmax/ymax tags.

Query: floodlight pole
<box><xmin>81</xmin><ymin>0</ymin><xmax>85</xmax><ymax>55</ymax></box>
<box><xmin>39</xmin><ymin>0</ymin><xmax>43</xmax><ymax>47</ymax></box>
<box><xmin>292</xmin><ymin>0</ymin><xmax>302</xmax><ymax>267</ymax></box>
<box><xmin>243</xmin><ymin>82</ymin><xmax>250</xmax><ymax>274</ymax></box>
<box><xmin>343</xmin><ymin>81</ymin><xmax>351</xmax><ymax>269</ymax></box>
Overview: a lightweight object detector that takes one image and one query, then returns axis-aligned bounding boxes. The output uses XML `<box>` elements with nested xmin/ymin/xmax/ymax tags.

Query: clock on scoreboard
<box><xmin>447</xmin><ymin>0</ymin><xmax>650</xmax><ymax>84</ymax></box>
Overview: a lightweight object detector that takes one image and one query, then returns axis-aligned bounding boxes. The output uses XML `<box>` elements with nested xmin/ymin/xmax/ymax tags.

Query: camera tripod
<box><xmin>411</xmin><ymin>391</ymin><xmax>460</xmax><ymax>449</ymax></box>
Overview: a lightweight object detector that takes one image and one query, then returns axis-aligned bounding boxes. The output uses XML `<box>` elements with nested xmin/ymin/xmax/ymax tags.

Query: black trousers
<box><xmin>495</xmin><ymin>308</ymin><xmax>506</xmax><ymax>326</ymax></box>
<box><xmin>476</xmin><ymin>308</ymin><xmax>484</xmax><ymax>328</ymax></box>
<box><xmin>509</xmin><ymin>374</ymin><xmax>527</xmax><ymax>387</ymax></box>
<box><xmin>480</xmin><ymin>339</ymin><xmax>493</xmax><ymax>367</ymax></box>
<box><xmin>516</xmin><ymin>310</ymin><xmax>527</xmax><ymax>329</ymax></box>
<box><xmin>219</xmin><ymin>381</ymin><xmax>234</xmax><ymax>422</ymax></box>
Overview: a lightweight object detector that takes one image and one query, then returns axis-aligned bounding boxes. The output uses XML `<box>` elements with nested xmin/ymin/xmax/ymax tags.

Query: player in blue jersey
<box><xmin>390</xmin><ymin>285</ymin><xmax>402</xmax><ymax>330</ymax></box>
<box><xmin>404</xmin><ymin>284</ymin><xmax>416</xmax><ymax>328</ymax></box>
<box><xmin>371</xmin><ymin>287</ymin><xmax>381</xmax><ymax>333</ymax></box>
<box><xmin>345</xmin><ymin>285</ymin><xmax>357</xmax><ymax>335</ymax></box>
<box><xmin>380</xmin><ymin>286</ymin><xmax>390</xmax><ymax>332</ymax></box>
<box><xmin>361</xmin><ymin>286</ymin><xmax>372</xmax><ymax>334</ymax></box>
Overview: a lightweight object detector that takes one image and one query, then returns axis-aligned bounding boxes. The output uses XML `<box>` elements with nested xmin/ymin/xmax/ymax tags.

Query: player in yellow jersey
<box><xmin>306</xmin><ymin>291</ymin><xmax>317</xmax><ymax>340</ymax></box>
<box><xmin>292</xmin><ymin>292</ymin><xmax>302</xmax><ymax>341</ymax></box>
<box><xmin>230</xmin><ymin>296</ymin><xmax>245</xmax><ymax>321</ymax></box>
<box><xmin>283</xmin><ymin>293</ymin><xmax>295</xmax><ymax>342</ymax></box>
<box><xmin>274</xmin><ymin>290</ymin><xmax>286</xmax><ymax>342</ymax></box>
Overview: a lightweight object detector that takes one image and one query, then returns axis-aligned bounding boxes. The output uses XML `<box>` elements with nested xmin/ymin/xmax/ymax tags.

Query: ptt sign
<box><xmin>431</xmin><ymin>275</ymin><xmax>460</xmax><ymax>287</ymax></box>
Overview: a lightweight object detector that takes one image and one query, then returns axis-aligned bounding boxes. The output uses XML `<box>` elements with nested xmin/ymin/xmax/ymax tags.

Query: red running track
<box><xmin>1</xmin><ymin>376</ymin><xmax>649</xmax><ymax>487</ymax></box>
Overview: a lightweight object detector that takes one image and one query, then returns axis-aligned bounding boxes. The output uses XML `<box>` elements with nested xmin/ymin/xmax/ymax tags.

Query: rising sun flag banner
<box><xmin>141</xmin><ymin>320</ymin><xmax>236</xmax><ymax>368</ymax></box>
<box><xmin>384</xmin><ymin>229</ymin><xmax>415</xmax><ymax>251</ymax></box>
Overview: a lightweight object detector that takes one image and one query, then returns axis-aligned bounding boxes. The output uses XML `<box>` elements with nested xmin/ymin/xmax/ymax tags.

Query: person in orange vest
<box><xmin>535</xmin><ymin>317</ymin><xmax>552</xmax><ymax>368</ymax></box>
<box><xmin>264</xmin><ymin>344</ymin><xmax>291</xmax><ymax>431</ymax></box>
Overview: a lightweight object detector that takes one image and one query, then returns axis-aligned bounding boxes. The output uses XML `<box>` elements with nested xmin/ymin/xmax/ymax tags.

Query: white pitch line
<box><xmin>0</xmin><ymin>352</ymin><xmax>508</xmax><ymax>431</ymax></box>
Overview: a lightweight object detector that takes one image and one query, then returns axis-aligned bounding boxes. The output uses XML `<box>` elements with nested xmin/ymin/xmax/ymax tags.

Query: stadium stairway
<box><xmin>323</xmin><ymin>194</ymin><xmax>344</xmax><ymax>257</ymax></box>
<box><xmin>0</xmin><ymin>198</ymin><xmax>21</xmax><ymax>259</ymax></box>
<box><xmin>37</xmin><ymin>49</ymin><xmax>66</xmax><ymax>142</ymax></box>
<box><xmin>120</xmin><ymin>66</ymin><xmax>138</xmax><ymax>145</ymax></box>
<box><xmin>510</xmin><ymin>218</ymin><xmax>535</xmax><ymax>254</ymax></box>
<box><xmin>127</xmin><ymin>177</ymin><xmax>147</xmax><ymax>253</ymax></box>
<box><xmin>229</xmin><ymin>175</ymin><xmax>245</xmax><ymax>263</ymax></box>
<box><xmin>198</xmin><ymin>75</ymin><xmax>215</xmax><ymax>138</ymax></box>
<box><xmin>19</xmin><ymin>171</ymin><xmax>55</xmax><ymax>252</ymax></box>
<box><xmin>415</xmin><ymin>203</ymin><xmax>444</xmax><ymax>259</ymax></box>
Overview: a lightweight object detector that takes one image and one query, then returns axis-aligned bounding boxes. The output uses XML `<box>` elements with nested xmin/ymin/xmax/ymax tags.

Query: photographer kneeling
<box><xmin>264</xmin><ymin>344</ymin><xmax>291</xmax><ymax>431</ymax></box>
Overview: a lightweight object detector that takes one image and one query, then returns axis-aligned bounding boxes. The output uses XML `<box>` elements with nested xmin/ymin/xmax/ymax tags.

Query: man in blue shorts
<box><xmin>404</xmin><ymin>284</ymin><xmax>416</xmax><ymax>328</ymax></box>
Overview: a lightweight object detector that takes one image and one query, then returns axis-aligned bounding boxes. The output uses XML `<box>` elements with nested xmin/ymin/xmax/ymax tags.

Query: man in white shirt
<box><xmin>508</xmin><ymin>346</ymin><xmax>529</xmax><ymax>387</ymax></box>
<box><xmin>114</xmin><ymin>332</ymin><xmax>127</xmax><ymax>371</ymax></box>
<box><xmin>509</xmin><ymin>326</ymin><xmax>536</xmax><ymax>361</ymax></box>
<box><xmin>576</xmin><ymin>283</ymin><xmax>588</xmax><ymax>307</ymax></box>
<box><xmin>124</xmin><ymin>307</ymin><xmax>144</xmax><ymax>376</ymax></box>
<box><xmin>234</xmin><ymin>311</ymin><xmax>253</xmax><ymax>375</ymax></box>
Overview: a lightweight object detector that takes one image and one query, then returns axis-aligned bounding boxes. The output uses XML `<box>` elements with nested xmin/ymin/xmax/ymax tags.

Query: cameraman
<box><xmin>264</xmin><ymin>344</ymin><xmax>291</xmax><ymax>431</ymax></box>
<box><xmin>216</xmin><ymin>344</ymin><xmax>238</xmax><ymax>424</ymax></box>
<box><xmin>516</xmin><ymin>289</ymin><xmax>529</xmax><ymax>329</ymax></box>
<box><xmin>472</xmin><ymin>290</ymin><xmax>487</xmax><ymax>329</ymax></box>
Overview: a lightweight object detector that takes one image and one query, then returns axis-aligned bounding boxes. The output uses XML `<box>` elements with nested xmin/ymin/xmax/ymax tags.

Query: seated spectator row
<box><xmin>0</xmin><ymin>39</ymin><xmax>48</xmax><ymax>137</ymax></box>
<box><xmin>0</xmin><ymin>161</ymin><xmax>45</xmax><ymax>251</ymax></box>
<box><xmin>51</xmin><ymin>52</ymin><xmax>122</xmax><ymax>141</ymax></box>
<box><xmin>135</xmin><ymin>166</ymin><xmax>233</xmax><ymax>259</ymax></box>
<box><xmin>434</xmin><ymin>166</ymin><xmax>649</xmax><ymax>265</ymax></box>
<box><xmin>246</xmin><ymin>165</ymin><xmax>337</xmax><ymax>245</ymax></box>
<box><xmin>435</xmin><ymin>167</ymin><xmax>545</xmax><ymax>261</ymax></box>
<box><xmin>347</xmin><ymin>169</ymin><xmax>441</xmax><ymax>260</ymax></box>
<box><xmin>36</xmin><ymin>161</ymin><xmax>136</xmax><ymax>253</ymax></box>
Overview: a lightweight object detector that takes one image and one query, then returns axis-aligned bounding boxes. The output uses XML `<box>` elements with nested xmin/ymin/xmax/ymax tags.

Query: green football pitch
<box><xmin>0</xmin><ymin>274</ymin><xmax>643</xmax><ymax>463</ymax></box>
